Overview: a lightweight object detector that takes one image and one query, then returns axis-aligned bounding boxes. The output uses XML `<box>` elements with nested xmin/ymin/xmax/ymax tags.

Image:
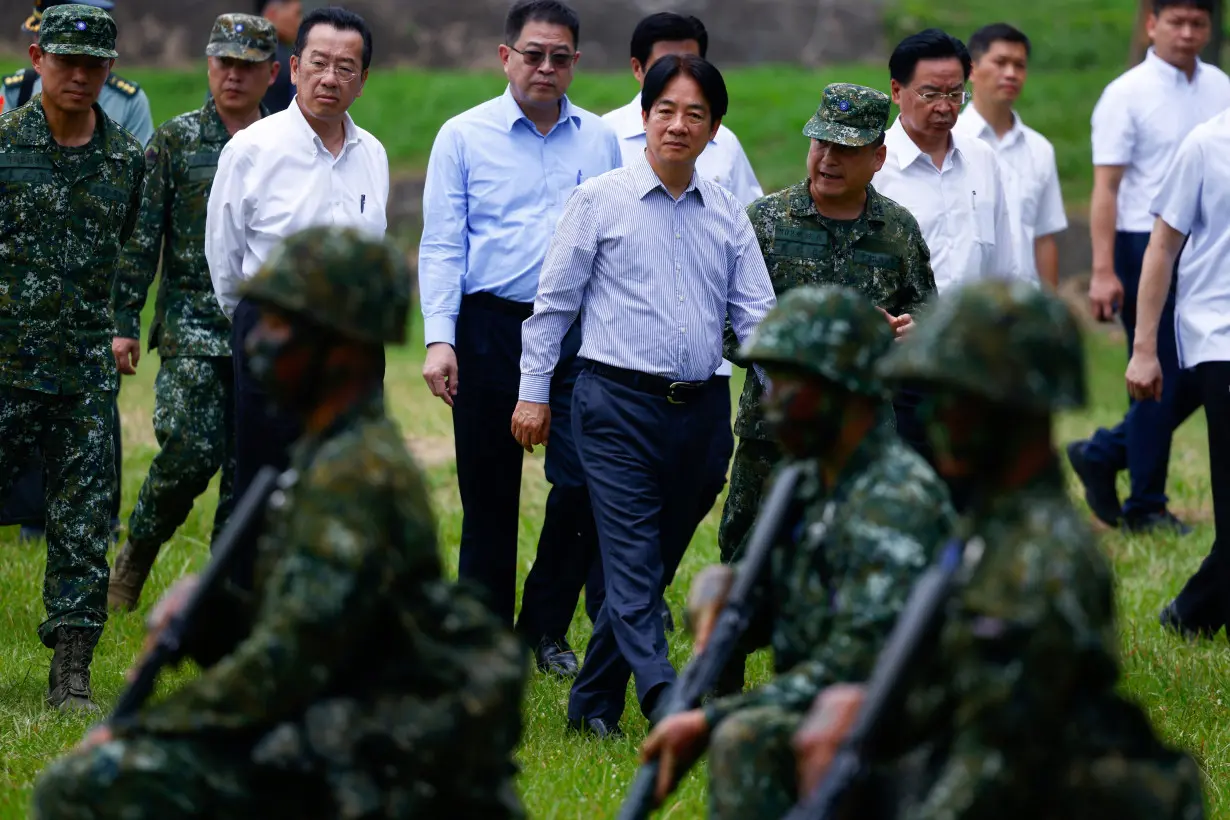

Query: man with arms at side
<box><xmin>108</xmin><ymin>14</ymin><xmax>279</xmax><ymax>612</ymax></box>
<box><xmin>956</xmin><ymin>23</ymin><xmax>1067</xmax><ymax>290</ymax></box>
<box><xmin>207</xmin><ymin>5</ymin><xmax>389</xmax><ymax>588</ymax></box>
<box><xmin>513</xmin><ymin>55</ymin><xmax>775</xmax><ymax>737</ymax></box>
<box><xmin>418</xmin><ymin>0</ymin><xmax>622</xmax><ymax>673</ymax></box>
<box><xmin>1068</xmin><ymin>0</ymin><xmax>1228</xmax><ymax>535</ymax></box>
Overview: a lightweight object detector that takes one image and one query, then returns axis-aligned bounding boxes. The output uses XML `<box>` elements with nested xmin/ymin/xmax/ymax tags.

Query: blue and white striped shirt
<box><xmin>519</xmin><ymin>152</ymin><xmax>776</xmax><ymax>403</ymax></box>
<box><xmin>418</xmin><ymin>87</ymin><xmax>623</xmax><ymax>347</ymax></box>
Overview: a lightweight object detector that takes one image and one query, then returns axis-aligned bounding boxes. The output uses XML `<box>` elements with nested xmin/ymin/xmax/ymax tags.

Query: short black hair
<box><xmin>889</xmin><ymin>28</ymin><xmax>972</xmax><ymax>85</ymax></box>
<box><xmin>294</xmin><ymin>7</ymin><xmax>373</xmax><ymax>72</ymax></box>
<box><xmin>968</xmin><ymin>23</ymin><xmax>1031</xmax><ymax>61</ymax></box>
<box><xmin>629</xmin><ymin>12</ymin><xmax>708</xmax><ymax>68</ymax></box>
<box><xmin>641</xmin><ymin>54</ymin><xmax>728</xmax><ymax>122</ymax></box>
<box><xmin>504</xmin><ymin>0</ymin><xmax>580</xmax><ymax>49</ymax></box>
<box><xmin>1153</xmin><ymin>0</ymin><xmax>1216</xmax><ymax>14</ymax></box>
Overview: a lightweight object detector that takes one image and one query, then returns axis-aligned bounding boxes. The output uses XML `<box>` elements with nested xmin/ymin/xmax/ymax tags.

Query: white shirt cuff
<box><xmin>715</xmin><ymin>358</ymin><xmax>733</xmax><ymax>377</ymax></box>
<box><xmin>519</xmin><ymin>374</ymin><xmax>552</xmax><ymax>404</ymax></box>
<box><xmin>423</xmin><ymin>315</ymin><xmax>457</xmax><ymax>347</ymax></box>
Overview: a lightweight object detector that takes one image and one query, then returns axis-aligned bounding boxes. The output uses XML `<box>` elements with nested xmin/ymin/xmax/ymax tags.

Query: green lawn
<box><xmin>0</xmin><ymin>312</ymin><xmax>1227</xmax><ymax>819</ymax></box>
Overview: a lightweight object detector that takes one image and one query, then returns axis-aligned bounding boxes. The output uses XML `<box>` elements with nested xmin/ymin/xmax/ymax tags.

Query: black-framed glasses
<box><xmin>508</xmin><ymin>45</ymin><xmax>575</xmax><ymax>69</ymax></box>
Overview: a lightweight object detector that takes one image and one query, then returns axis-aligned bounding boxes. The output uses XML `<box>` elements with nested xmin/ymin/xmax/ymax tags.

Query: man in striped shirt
<box><xmin>513</xmin><ymin>54</ymin><xmax>776</xmax><ymax>737</ymax></box>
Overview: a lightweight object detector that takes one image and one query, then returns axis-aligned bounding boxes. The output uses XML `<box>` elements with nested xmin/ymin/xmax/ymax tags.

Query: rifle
<box><xmin>109</xmin><ymin>465</ymin><xmax>282</xmax><ymax>723</ymax></box>
<box><xmin>781</xmin><ymin>537</ymin><xmax>969</xmax><ymax>820</ymax></box>
<box><xmin>616</xmin><ymin>463</ymin><xmax>804</xmax><ymax>820</ymax></box>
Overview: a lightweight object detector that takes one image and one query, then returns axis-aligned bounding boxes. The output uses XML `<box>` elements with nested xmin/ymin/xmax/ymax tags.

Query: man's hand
<box><xmin>1126</xmin><ymin>351</ymin><xmax>1163</xmax><ymax>402</ymax></box>
<box><xmin>686</xmin><ymin>564</ymin><xmax>734</xmax><ymax>653</ymax></box>
<box><xmin>876</xmin><ymin>307</ymin><xmax>914</xmax><ymax>341</ymax></box>
<box><xmin>1088</xmin><ymin>268</ymin><xmax>1124</xmax><ymax>322</ymax></box>
<box><xmin>75</xmin><ymin>724</ymin><xmax>113</xmax><ymax>753</ymax></box>
<box><xmin>112</xmin><ymin>337</ymin><xmax>141</xmax><ymax>375</ymax></box>
<box><xmin>128</xmin><ymin>575</ymin><xmax>199</xmax><ymax>682</ymax></box>
<box><xmin>422</xmin><ymin>343</ymin><xmax>459</xmax><ymax>407</ymax></box>
<box><xmin>793</xmin><ymin>684</ymin><xmax>867</xmax><ymax>798</ymax></box>
<box><xmin>510</xmin><ymin>401</ymin><xmax>550</xmax><ymax>453</ymax></box>
<box><xmin>640</xmin><ymin>709</ymin><xmax>711</xmax><ymax>806</ymax></box>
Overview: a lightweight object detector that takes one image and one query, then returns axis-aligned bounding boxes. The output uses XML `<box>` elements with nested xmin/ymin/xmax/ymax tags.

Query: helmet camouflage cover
<box><xmin>739</xmin><ymin>284</ymin><xmax>894</xmax><ymax>398</ymax></box>
<box><xmin>240</xmin><ymin>227</ymin><xmax>411</xmax><ymax>345</ymax></box>
<box><xmin>876</xmin><ymin>278</ymin><xmax>1086</xmax><ymax>412</ymax></box>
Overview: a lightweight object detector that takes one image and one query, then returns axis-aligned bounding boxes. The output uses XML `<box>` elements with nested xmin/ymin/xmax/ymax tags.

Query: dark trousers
<box><xmin>1084</xmin><ymin>231</ymin><xmax>1201</xmax><ymax>516</ymax></box>
<box><xmin>567</xmin><ymin>365</ymin><xmax>733</xmax><ymax>725</ymax></box>
<box><xmin>1171</xmin><ymin>361</ymin><xmax>1230</xmax><ymax>631</ymax></box>
<box><xmin>453</xmin><ymin>293</ymin><xmax>597</xmax><ymax>631</ymax></box>
<box><xmin>230</xmin><ymin>297</ymin><xmax>303</xmax><ymax>588</ymax></box>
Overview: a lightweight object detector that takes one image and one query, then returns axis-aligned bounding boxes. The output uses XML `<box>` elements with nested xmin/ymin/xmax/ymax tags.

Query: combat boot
<box><xmin>108</xmin><ymin>538</ymin><xmax>159</xmax><ymax>611</ymax></box>
<box><xmin>47</xmin><ymin>626</ymin><xmax>102</xmax><ymax>713</ymax></box>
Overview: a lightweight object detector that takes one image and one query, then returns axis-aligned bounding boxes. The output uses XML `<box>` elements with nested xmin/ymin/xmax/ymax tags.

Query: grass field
<box><xmin>0</xmin><ymin>307</ymin><xmax>1227</xmax><ymax>819</ymax></box>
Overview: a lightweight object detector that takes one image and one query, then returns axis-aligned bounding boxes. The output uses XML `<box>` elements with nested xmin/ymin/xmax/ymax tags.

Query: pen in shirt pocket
<box><xmin>361</xmin><ymin>194</ymin><xmax>366</xmax><ymax>214</ymax></box>
<box><xmin>576</xmin><ymin>170</ymin><xmax>582</xmax><ymax>185</ymax></box>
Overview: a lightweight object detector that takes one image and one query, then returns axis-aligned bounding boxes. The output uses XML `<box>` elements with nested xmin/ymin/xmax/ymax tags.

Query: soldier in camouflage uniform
<box><xmin>0</xmin><ymin>3</ymin><xmax>145</xmax><ymax>711</ymax></box>
<box><xmin>107</xmin><ymin>13</ymin><xmax>280</xmax><ymax>613</ymax></box>
<box><xmin>638</xmin><ymin>286</ymin><xmax>955</xmax><ymax>819</ymax></box>
<box><xmin>33</xmin><ymin>227</ymin><xmax>528</xmax><ymax>820</ymax></box>
<box><xmin>794</xmin><ymin>279</ymin><xmax>1206</xmax><ymax>819</ymax></box>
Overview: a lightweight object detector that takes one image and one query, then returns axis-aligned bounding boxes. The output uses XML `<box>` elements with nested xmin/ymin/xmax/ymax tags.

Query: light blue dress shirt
<box><xmin>519</xmin><ymin>152</ymin><xmax>776</xmax><ymax>403</ymax></box>
<box><xmin>418</xmin><ymin>86</ymin><xmax>623</xmax><ymax>346</ymax></box>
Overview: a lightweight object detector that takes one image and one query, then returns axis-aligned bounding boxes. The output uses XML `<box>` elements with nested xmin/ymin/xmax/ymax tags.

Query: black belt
<box><xmin>462</xmin><ymin>291</ymin><xmax>534</xmax><ymax>321</ymax></box>
<box><xmin>584</xmin><ymin>360</ymin><xmax>713</xmax><ymax>405</ymax></box>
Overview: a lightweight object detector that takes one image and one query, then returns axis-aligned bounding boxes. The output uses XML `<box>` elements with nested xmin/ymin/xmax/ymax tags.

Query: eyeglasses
<box><xmin>508</xmin><ymin>45</ymin><xmax>575</xmax><ymax>69</ymax></box>
<box><xmin>303</xmin><ymin>58</ymin><xmax>358</xmax><ymax>84</ymax></box>
<box><xmin>912</xmin><ymin>88</ymin><xmax>970</xmax><ymax>106</ymax></box>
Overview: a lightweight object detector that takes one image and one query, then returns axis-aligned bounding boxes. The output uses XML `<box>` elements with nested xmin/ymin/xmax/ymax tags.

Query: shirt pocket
<box><xmin>769</xmin><ymin>226</ymin><xmax>830</xmax><ymax>287</ymax></box>
<box><xmin>974</xmin><ymin>192</ymin><xmax>996</xmax><ymax>245</ymax></box>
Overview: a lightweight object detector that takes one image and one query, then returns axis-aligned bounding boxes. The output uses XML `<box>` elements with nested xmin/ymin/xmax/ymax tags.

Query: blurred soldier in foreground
<box><xmin>794</xmin><ymin>279</ymin><xmax>1206</xmax><ymax>819</ymax></box>
<box><xmin>1</xmin><ymin>0</ymin><xmax>153</xmax><ymax>543</ymax></box>
<box><xmin>33</xmin><ymin>228</ymin><xmax>528</xmax><ymax>819</ymax></box>
<box><xmin>639</xmin><ymin>287</ymin><xmax>954</xmax><ymax>818</ymax></box>
<box><xmin>0</xmin><ymin>3</ymin><xmax>145</xmax><ymax>711</ymax></box>
<box><xmin>108</xmin><ymin>13</ymin><xmax>279</xmax><ymax>612</ymax></box>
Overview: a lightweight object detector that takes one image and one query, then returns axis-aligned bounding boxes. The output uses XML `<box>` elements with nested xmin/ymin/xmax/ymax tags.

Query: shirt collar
<box><xmin>288</xmin><ymin>95</ymin><xmax>360</xmax><ymax>154</ymax></box>
<box><xmin>887</xmin><ymin>116</ymin><xmax>963</xmax><ymax>170</ymax></box>
<box><xmin>200</xmin><ymin>98</ymin><xmax>270</xmax><ymax>144</ymax></box>
<box><xmin>1145</xmin><ymin>46</ymin><xmax>1205</xmax><ymax>85</ymax></box>
<box><xmin>500</xmin><ymin>84</ymin><xmax>581</xmax><ymax>134</ymax></box>
<box><xmin>955</xmin><ymin>105</ymin><xmax>1024</xmax><ymax>148</ymax></box>
<box><xmin>14</xmin><ymin>97</ymin><xmax>123</xmax><ymax>158</ymax></box>
<box><xmin>788</xmin><ymin>179</ymin><xmax>886</xmax><ymax>227</ymax></box>
<box><xmin>630</xmin><ymin>149</ymin><xmax>704</xmax><ymax>204</ymax></box>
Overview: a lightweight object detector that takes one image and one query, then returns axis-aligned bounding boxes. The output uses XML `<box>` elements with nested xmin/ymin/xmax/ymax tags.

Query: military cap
<box><xmin>877</xmin><ymin>279</ymin><xmax>1086</xmax><ymax>412</ymax></box>
<box><xmin>803</xmin><ymin>83</ymin><xmax>891</xmax><ymax>147</ymax></box>
<box><xmin>205</xmin><ymin>13</ymin><xmax>277</xmax><ymax>62</ymax></box>
<box><xmin>241</xmin><ymin>227</ymin><xmax>411</xmax><ymax>346</ymax></box>
<box><xmin>37</xmin><ymin>4</ymin><xmax>117</xmax><ymax>59</ymax></box>
<box><xmin>23</xmin><ymin>0</ymin><xmax>113</xmax><ymax>36</ymax></box>
<box><xmin>739</xmin><ymin>285</ymin><xmax>894</xmax><ymax>398</ymax></box>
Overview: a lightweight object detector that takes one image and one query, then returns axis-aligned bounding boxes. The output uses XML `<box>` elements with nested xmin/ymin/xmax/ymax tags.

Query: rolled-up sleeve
<box><xmin>418</xmin><ymin>124</ymin><xmax>470</xmax><ymax>347</ymax></box>
<box><xmin>206</xmin><ymin>142</ymin><xmax>252</xmax><ymax>321</ymax></box>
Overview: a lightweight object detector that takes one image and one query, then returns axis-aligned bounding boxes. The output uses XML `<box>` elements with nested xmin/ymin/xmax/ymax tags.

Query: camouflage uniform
<box><xmin>719</xmin><ymin>83</ymin><xmax>937</xmax><ymax>566</ymax></box>
<box><xmin>0</xmin><ymin>5</ymin><xmax>144</xmax><ymax>707</ymax></box>
<box><xmin>33</xmin><ymin>228</ymin><xmax>528</xmax><ymax>820</ymax></box>
<box><xmin>700</xmin><ymin>287</ymin><xmax>956</xmax><ymax>820</ymax></box>
<box><xmin>863</xmin><ymin>279</ymin><xmax>1206</xmax><ymax>819</ymax></box>
<box><xmin>108</xmin><ymin>14</ymin><xmax>277</xmax><ymax>612</ymax></box>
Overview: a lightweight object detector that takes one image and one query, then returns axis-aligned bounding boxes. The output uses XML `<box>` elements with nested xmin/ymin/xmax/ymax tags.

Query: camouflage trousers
<box><xmin>708</xmin><ymin>705</ymin><xmax>803</xmax><ymax>820</ymax></box>
<box><xmin>717</xmin><ymin>436</ymin><xmax>783</xmax><ymax>564</ymax></box>
<box><xmin>126</xmin><ymin>356</ymin><xmax>235</xmax><ymax>549</ymax></box>
<box><xmin>0</xmin><ymin>387</ymin><xmax>113</xmax><ymax>646</ymax></box>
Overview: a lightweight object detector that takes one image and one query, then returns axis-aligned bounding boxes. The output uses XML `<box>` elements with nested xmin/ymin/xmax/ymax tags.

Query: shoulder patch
<box><xmin>105</xmin><ymin>74</ymin><xmax>140</xmax><ymax>97</ymax></box>
<box><xmin>4</xmin><ymin>71</ymin><xmax>26</xmax><ymax>88</ymax></box>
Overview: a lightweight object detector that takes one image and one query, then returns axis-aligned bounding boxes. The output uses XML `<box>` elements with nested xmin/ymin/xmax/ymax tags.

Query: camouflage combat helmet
<box><xmin>240</xmin><ymin>227</ymin><xmax>411</xmax><ymax>345</ymax></box>
<box><xmin>739</xmin><ymin>285</ymin><xmax>894</xmax><ymax>398</ymax></box>
<box><xmin>876</xmin><ymin>279</ymin><xmax>1086</xmax><ymax>412</ymax></box>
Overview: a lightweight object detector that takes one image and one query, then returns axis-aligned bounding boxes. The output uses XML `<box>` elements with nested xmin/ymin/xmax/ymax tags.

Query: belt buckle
<box><xmin>667</xmin><ymin>382</ymin><xmax>691</xmax><ymax>405</ymax></box>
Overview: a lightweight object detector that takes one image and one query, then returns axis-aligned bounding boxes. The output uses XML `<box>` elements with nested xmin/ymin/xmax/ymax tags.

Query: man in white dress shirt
<box><xmin>1068</xmin><ymin>0</ymin><xmax>1229</xmax><ymax>536</ymax></box>
<box><xmin>206</xmin><ymin>5</ymin><xmax>389</xmax><ymax>587</ymax></box>
<box><xmin>955</xmin><ymin>23</ymin><xmax>1067</xmax><ymax>289</ymax></box>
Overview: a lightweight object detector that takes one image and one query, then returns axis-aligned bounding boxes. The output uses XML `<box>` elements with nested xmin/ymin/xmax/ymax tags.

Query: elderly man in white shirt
<box><xmin>1067</xmin><ymin>0</ymin><xmax>1230</xmax><ymax>537</ymax></box>
<box><xmin>206</xmin><ymin>6</ymin><xmax>389</xmax><ymax>588</ymax></box>
<box><xmin>872</xmin><ymin>28</ymin><xmax>1017</xmax><ymax>294</ymax></box>
<box><xmin>955</xmin><ymin>23</ymin><xmax>1067</xmax><ymax>289</ymax></box>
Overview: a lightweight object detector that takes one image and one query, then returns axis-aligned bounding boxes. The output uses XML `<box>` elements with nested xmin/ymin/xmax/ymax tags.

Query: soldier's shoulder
<box><xmin>104</xmin><ymin>73</ymin><xmax>142</xmax><ymax>98</ymax></box>
<box><xmin>104</xmin><ymin>114</ymin><xmax>145</xmax><ymax>161</ymax></box>
<box><xmin>869</xmin><ymin>186</ymin><xmax>924</xmax><ymax>236</ymax></box>
<box><xmin>154</xmin><ymin>110</ymin><xmax>204</xmax><ymax>144</ymax></box>
<box><xmin>847</xmin><ymin>435</ymin><xmax>954</xmax><ymax>525</ymax></box>
<box><xmin>3</xmin><ymin>69</ymin><xmax>27</xmax><ymax>88</ymax></box>
<box><xmin>748</xmin><ymin>181</ymin><xmax>803</xmax><ymax>220</ymax></box>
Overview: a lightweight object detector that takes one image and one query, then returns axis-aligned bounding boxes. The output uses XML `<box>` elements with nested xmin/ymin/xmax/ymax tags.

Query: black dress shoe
<box><xmin>1065</xmin><ymin>440</ymin><xmax>1122</xmax><ymax>527</ymax></box>
<box><xmin>534</xmin><ymin>637</ymin><xmax>579</xmax><ymax>678</ymax></box>
<box><xmin>1124</xmin><ymin>510</ymin><xmax>1193</xmax><ymax>537</ymax></box>
<box><xmin>1159</xmin><ymin>600</ymin><xmax>1219</xmax><ymax>640</ymax></box>
<box><xmin>566</xmin><ymin>716</ymin><xmax>624</xmax><ymax>739</ymax></box>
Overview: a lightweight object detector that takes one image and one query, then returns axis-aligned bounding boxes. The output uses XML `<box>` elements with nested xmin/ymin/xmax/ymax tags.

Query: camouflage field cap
<box><xmin>803</xmin><ymin>83</ymin><xmax>891</xmax><ymax>147</ymax></box>
<box><xmin>37</xmin><ymin>3</ymin><xmax>116</xmax><ymax>58</ymax></box>
<box><xmin>241</xmin><ymin>227</ymin><xmax>412</xmax><ymax>346</ymax></box>
<box><xmin>23</xmin><ymin>0</ymin><xmax>112</xmax><ymax>35</ymax></box>
<box><xmin>205</xmin><ymin>13</ymin><xmax>277</xmax><ymax>62</ymax></box>
<box><xmin>739</xmin><ymin>285</ymin><xmax>894</xmax><ymax>398</ymax></box>
<box><xmin>877</xmin><ymin>279</ymin><xmax>1086</xmax><ymax>412</ymax></box>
